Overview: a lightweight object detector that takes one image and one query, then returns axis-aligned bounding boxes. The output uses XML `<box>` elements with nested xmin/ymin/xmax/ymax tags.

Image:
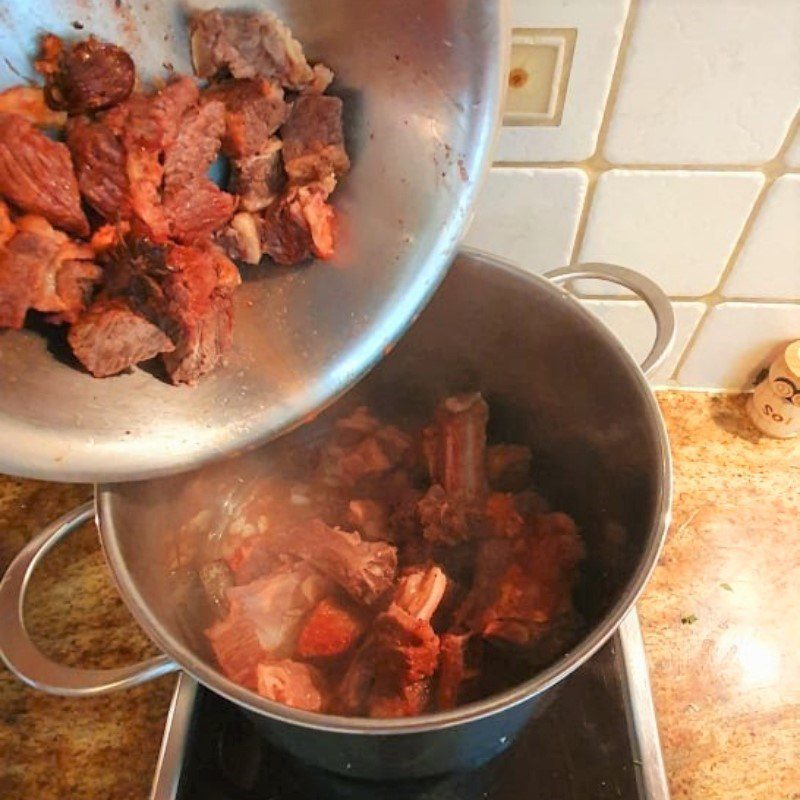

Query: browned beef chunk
<box><xmin>0</xmin><ymin>112</ymin><xmax>88</xmax><ymax>237</ymax></box>
<box><xmin>68</xmin><ymin>297</ymin><xmax>174</xmax><ymax>377</ymax></box>
<box><xmin>66</xmin><ymin>115</ymin><xmax>130</xmax><ymax>221</ymax></box>
<box><xmin>117</xmin><ymin>78</ymin><xmax>200</xmax><ymax>242</ymax></box>
<box><xmin>0</xmin><ymin>214</ymin><xmax>100</xmax><ymax>328</ymax></box>
<box><xmin>0</xmin><ymin>231</ymin><xmax>54</xmax><ymax>328</ymax></box>
<box><xmin>0</xmin><ymin>87</ymin><xmax>66</xmax><ymax>129</ymax></box>
<box><xmin>50</xmin><ymin>258</ymin><xmax>103</xmax><ymax>324</ymax></box>
<box><xmin>280</xmin><ymin>95</ymin><xmax>349</xmax><ymax>184</ymax></box>
<box><xmin>486</xmin><ymin>444</ymin><xmax>532</xmax><ymax>492</ymax></box>
<box><xmin>158</xmin><ymin>243</ymin><xmax>240</xmax><ymax>384</ymax></box>
<box><xmin>367</xmin><ymin>566</ymin><xmax>446</xmax><ymax>718</ymax></box>
<box><xmin>162</xmin><ymin>101</ymin><xmax>235</xmax><ymax>244</ymax></box>
<box><xmin>261</xmin><ymin>181</ymin><xmax>335</xmax><ymax>265</ymax></box>
<box><xmin>262</xmin><ymin>518</ymin><xmax>397</xmax><ymax>605</ymax></box>
<box><xmin>203</xmin><ymin>79</ymin><xmax>288</xmax><ymax>158</ymax></box>
<box><xmin>190</xmin><ymin>9</ymin><xmax>317</xmax><ymax>90</ymax></box>
<box><xmin>217</xmin><ymin>212</ymin><xmax>263</xmax><ymax>265</ymax></box>
<box><xmin>35</xmin><ymin>34</ymin><xmax>135</xmax><ymax>115</ymax></box>
<box><xmin>103</xmin><ymin>238</ymin><xmax>241</xmax><ymax>385</ymax></box>
<box><xmin>230</xmin><ymin>145</ymin><xmax>285</xmax><ymax>212</ymax></box>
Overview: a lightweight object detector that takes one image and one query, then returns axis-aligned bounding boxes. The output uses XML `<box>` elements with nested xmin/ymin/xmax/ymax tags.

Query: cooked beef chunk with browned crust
<box><xmin>68</xmin><ymin>296</ymin><xmax>175</xmax><ymax>378</ymax></box>
<box><xmin>35</xmin><ymin>34</ymin><xmax>135</xmax><ymax>115</ymax></box>
<box><xmin>0</xmin><ymin>213</ymin><xmax>100</xmax><ymax>329</ymax></box>
<box><xmin>230</xmin><ymin>139</ymin><xmax>284</xmax><ymax>212</ymax></box>
<box><xmin>280</xmin><ymin>95</ymin><xmax>349</xmax><ymax>184</ymax></box>
<box><xmin>203</xmin><ymin>78</ymin><xmax>288</xmax><ymax>158</ymax></box>
<box><xmin>162</xmin><ymin>100</ymin><xmax>235</xmax><ymax>244</ymax></box>
<box><xmin>0</xmin><ymin>86</ymin><xmax>66</xmax><ymax>129</ymax></box>
<box><xmin>0</xmin><ymin>112</ymin><xmax>88</xmax><ymax>237</ymax></box>
<box><xmin>117</xmin><ymin>77</ymin><xmax>200</xmax><ymax>242</ymax></box>
<box><xmin>159</xmin><ymin>243</ymin><xmax>241</xmax><ymax>384</ymax></box>
<box><xmin>190</xmin><ymin>9</ymin><xmax>318</xmax><ymax>90</ymax></box>
<box><xmin>260</xmin><ymin>181</ymin><xmax>335</xmax><ymax>265</ymax></box>
<box><xmin>101</xmin><ymin>237</ymin><xmax>241</xmax><ymax>384</ymax></box>
<box><xmin>67</xmin><ymin>115</ymin><xmax>130</xmax><ymax>221</ymax></box>
<box><xmin>0</xmin><ymin>231</ymin><xmax>56</xmax><ymax>328</ymax></box>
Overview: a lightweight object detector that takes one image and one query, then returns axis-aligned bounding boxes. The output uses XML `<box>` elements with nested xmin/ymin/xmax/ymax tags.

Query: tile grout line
<box><xmin>667</xmin><ymin>106</ymin><xmax>800</xmax><ymax>382</ymax></box>
<box><xmin>567</xmin><ymin>0</ymin><xmax>641</xmax><ymax>266</ymax></box>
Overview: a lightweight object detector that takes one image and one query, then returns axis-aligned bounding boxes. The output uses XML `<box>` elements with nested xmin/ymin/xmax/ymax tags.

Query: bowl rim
<box><xmin>97</xmin><ymin>247</ymin><xmax>673</xmax><ymax>735</ymax></box>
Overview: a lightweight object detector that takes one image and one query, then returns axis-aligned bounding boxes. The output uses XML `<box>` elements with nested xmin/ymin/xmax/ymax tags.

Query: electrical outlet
<box><xmin>504</xmin><ymin>28</ymin><xmax>576</xmax><ymax>127</ymax></box>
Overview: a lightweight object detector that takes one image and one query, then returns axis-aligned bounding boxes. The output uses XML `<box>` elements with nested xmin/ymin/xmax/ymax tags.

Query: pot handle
<box><xmin>544</xmin><ymin>263</ymin><xmax>676</xmax><ymax>376</ymax></box>
<box><xmin>0</xmin><ymin>501</ymin><xmax>179</xmax><ymax>697</ymax></box>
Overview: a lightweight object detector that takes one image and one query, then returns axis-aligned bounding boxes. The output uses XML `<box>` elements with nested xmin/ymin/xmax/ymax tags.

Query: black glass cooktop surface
<box><xmin>153</xmin><ymin>613</ymin><xmax>668</xmax><ymax>800</ymax></box>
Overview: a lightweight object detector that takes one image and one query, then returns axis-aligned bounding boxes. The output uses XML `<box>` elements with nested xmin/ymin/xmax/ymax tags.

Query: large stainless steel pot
<box><xmin>0</xmin><ymin>250</ymin><xmax>674</xmax><ymax>780</ymax></box>
<box><xmin>0</xmin><ymin>0</ymin><xmax>507</xmax><ymax>483</ymax></box>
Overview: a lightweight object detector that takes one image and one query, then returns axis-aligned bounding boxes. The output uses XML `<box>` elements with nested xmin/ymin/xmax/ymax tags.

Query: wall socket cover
<box><xmin>505</xmin><ymin>28</ymin><xmax>577</xmax><ymax>127</ymax></box>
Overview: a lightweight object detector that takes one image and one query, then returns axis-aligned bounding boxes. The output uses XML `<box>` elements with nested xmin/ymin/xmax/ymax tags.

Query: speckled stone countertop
<box><xmin>0</xmin><ymin>392</ymin><xmax>798</xmax><ymax>799</ymax></box>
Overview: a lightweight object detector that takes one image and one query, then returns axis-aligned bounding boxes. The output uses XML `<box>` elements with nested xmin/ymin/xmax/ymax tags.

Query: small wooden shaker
<box><xmin>747</xmin><ymin>340</ymin><xmax>800</xmax><ymax>438</ymax></box>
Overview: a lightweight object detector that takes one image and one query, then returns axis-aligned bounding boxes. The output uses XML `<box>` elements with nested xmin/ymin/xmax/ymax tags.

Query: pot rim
<box><xmin>97</xmin><ymin>247</ymin><xmax>672</xmax><ymax>736</ymax></box>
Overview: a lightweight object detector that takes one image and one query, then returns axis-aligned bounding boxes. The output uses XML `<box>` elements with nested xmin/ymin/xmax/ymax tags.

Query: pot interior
<box><xmin>99</xmin><ymin>249</ymin><xmax>669</xmax><ymax>727</ymax></box>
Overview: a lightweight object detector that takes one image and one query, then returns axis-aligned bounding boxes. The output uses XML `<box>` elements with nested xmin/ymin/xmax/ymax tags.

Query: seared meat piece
<box><xmin>452</xmin><ymin>538</ymin><xmax>514</xmax><ymax>634</ymax></box>
<box><xmin>205</xmin><ymin>563</ymin><xmax>331</xmax><ymax>686</ymax></box>
<box><xmin>66</xmin><ymin>115</ymin><xmax>130</xmax><ymax>221</ymax></box>
<box><xmin>305</xmin><ymin>63</ymin><xmax>334</xmax><ymax>95</ymax></box>
<box><xmin>203</xmin><ymin>79</ymin><xmax>288</xmax><ymax>158</ymax></box>
<box><xmin>257</xmin><ymin>660</ymin><xmax>328</xmax><ymax>711</ymax></box>
<box><xmin>417</xmin><ymin>484</ymin><xmax>485</xmax><ymax>545</ymax></box>
<box><xmin>0</xmin><ymin>86</ymin><xmax>66</xmax><ymax>129</ymax></box>
<box><xmin>486</xmin><ymin>444</ymin><xmax>533</xmax><ymax>492</ymax></box>
<box><xmin>205</xmin><ymin>607</ymin><xmax>263</xmax><ymax>688</ymax></box>
<box><xmin>217</xmin><ymin>211</ymin><xmax>263</xmax><ymax>265</ymax></box>
<box><xmin>67</xmin><ymin>297</ymin><xmax>174</xmax><ymax>377</ymax></box>
<box><xmin>480</xmin><ymin>512</ymin><xmax>584</xmax><ymax>647</ymax></box>
<box><xmin>318</xmin><ymin>408</ymin><xmax>412</xmax><ymax>488</ymax></box>
<box><xmin>226</xmin><ymin>536</ymin><xmax>283</xmax><ymax>585</ymax></box>
<box><xmin>436</xmin><ymin>632</ymin><xmax>479</xmax><ymax>710</ymax></box>
<box><xmin>230</xmin><ymin>140</ymin><xmax>285</xmax><ymax>212</ymax></box>
<box><xmin>280</xmin><ymin>94</ymin><xmax>349</xmax><ymax>184</ymax></box>
<box><xmin>119</xmin><ymin>78</ymin><xmax>200</xmax><ymax>242</ymax></box>
<box><xmin>0</xmin><ymin>112</ymin><xmax>88</xmax><ymax>236</ymax></box>
<box><xmin>0</xmin><ymin>231</ymin><xmax>57</xmax><ymax>328</ymax></box>
<box><xmin>334</xmin><ymin>637</ymin><xmax>376</xmax><ymax>716</ymax></box>
<box><xmin>423</xmin><ymin>393</ymin><xmax>489</xmax><ymax>498</ymax></box>
<box><xmin>103</xmin><ymin>237</ymin><xmax>241</xmax><ymax>384</ymax></box>
<box><xmin>484</xmin><ymin>492</ymin><xmax>525</xmax><ymax>538</ymax></box>
<box><xmin>162</xmin><ymin>101</ymin><xmax>235</xmax><ymax>244</ymax></box>
<box><xmin>0</xmin><ymin>214</ymin><xmax>99</xmax><ymax>328</ymax></box>
<box><xmin>367</xmin><ymin>566</ymin><xmax>447</xmax><ymax>718</ymax></box>
<box><xmin>264</xmin><ymin>519</ymin><xmax>397</xmax><ymax>605</ymax></box>
<box><xmin>190</xmin><ymin>9</ymin><xmax>317</xmax><ymax>90</ymax></box>
<box><xmin>158</xmin><ymin>243</ymin><xmax>240</xmax><ymax>384</ymax></box>
<box><xmin>35</xmin><ymin>34</ymin><xmax>135</xmax><ymax>114</ymax></box>
<box><xmin>260</xmin><ymin>181</ymin><xmax>336</xmax><ymax>265</ymax></box>
<box><xmin>347</xmin><ymin>499</ymin><xmax>391</xmax><ymax>542</ymax></box>
<box><xmin>296</xmin><ymin>596</ymin><xmax>367</xmax><ymax>660</ymax></box>
<box><xmin>0</xmin><ymin>200</ymin><xmax>14</xmax><ymax>247</ymax></box>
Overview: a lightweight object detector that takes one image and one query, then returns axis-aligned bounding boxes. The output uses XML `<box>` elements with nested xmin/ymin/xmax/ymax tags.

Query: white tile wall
<box><xmin>464</xmin><ymin>168</ymin><xmax>586</xmax><ymax>273</ymax></box>
<box><xmin>604</xmin><ymin>0</ymin><xmax>800</xmax><ymax>164</ymax></box>
<box><xmin>496</xmin><ymin>0</ymin><xmax>629</xmax><ymax>162</ymax></box>
<box><xmin>723</xmin><ymin>176</ymin><xmax>800</xmax><ymax>299</ymax></box>
<box><xmin>679</xmin><ymin>304</ymin><xmax>800</xmax><ymax>389</ymax></box>
<box><xmin>578</xmin><ymin>171</ymin><xmax>763</xmax><ymax>296</ymax></box>
<box><xmin>478</xmin><ymin>2</ymin><xmax>800</xmax><ymax>389</ymax></box>
<box><xmin>581</xmin><ymin>300</ymin><xmax>705</xmax><ymax>385</ymax></box>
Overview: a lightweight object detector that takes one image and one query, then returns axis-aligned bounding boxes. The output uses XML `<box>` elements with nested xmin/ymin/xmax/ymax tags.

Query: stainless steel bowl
<box><xmin>0</xmin><ymin>1</ymin><xmax>507</xmax><ymax>482</ymax></box>
<box><xmin>0</xmin><ymin>251</ymin><xmax>674</xmax><ymax>779</ymax></box>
